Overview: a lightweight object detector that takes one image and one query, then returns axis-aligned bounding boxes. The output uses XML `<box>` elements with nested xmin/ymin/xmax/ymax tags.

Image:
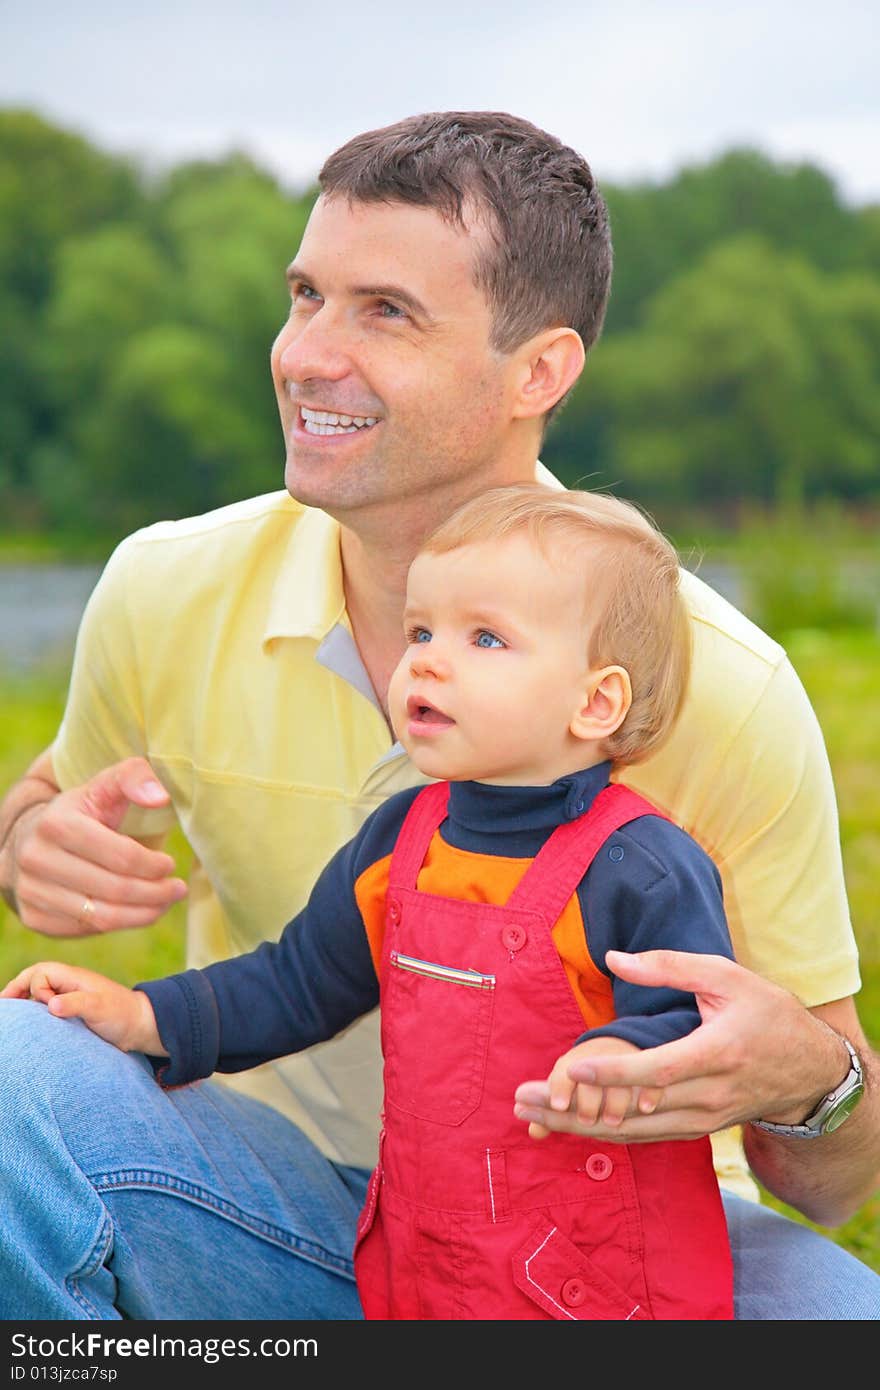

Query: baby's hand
<box><xmin>516</xmin><ymin>1035</ymin><xmax>661</xmax><ymax>1139</ymax></box>
<box><xmin>2</xmin><ymin>961</ymin><xmax>165</xmax><ymax>1056</ymax></box>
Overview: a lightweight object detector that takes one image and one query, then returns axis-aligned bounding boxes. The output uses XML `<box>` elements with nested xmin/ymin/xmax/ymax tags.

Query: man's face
<box><xmin>271</xmin><ymin>195</ymin><xmax>523</xmax><ymax>519</ymax></box>
<box><xmin>387</xmin><ymin>533</ymin><xmax>597</xmax><ymax>786</ymax></box>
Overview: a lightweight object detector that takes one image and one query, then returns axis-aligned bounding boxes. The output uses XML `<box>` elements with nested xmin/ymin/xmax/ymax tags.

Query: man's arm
<box><xmin>0</xmin><ymin>748</ymin><xmax>188</xmax><ymax>936</ymax></box>
<box><xmin>0</xmin><ymin>747</ymin><xmax>59</xmax><ymax>911</ymax></box>
<box><xmin>516</xmin><ymin>951</ymin><xmax>879</xmax><ymax>1226</ymax></box>
<box><xmin>744</xmin><ymin>993</ymin><xmax>878</xmax><ymax>1227</ymax></box>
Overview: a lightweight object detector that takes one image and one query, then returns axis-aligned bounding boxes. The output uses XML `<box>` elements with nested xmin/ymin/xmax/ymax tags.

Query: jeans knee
<box><xmin>0</xmin><ymin>999</ymin><xmax>140</xmax><ymax>1128</ymax></box>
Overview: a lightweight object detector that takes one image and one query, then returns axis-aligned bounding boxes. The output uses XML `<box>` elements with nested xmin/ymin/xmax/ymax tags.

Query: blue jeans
<box><xmin>1</xmin><ymin>1000</ymin><xmax>878</xmax><ymax>1320</ymax></box>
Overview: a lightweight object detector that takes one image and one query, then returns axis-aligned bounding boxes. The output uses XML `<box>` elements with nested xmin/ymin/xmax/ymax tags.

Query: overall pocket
<box><xmin>382</xmin><ymin>951</ymin><xmax>496</xmax><ymax>1126</ymax></box>
<box><xmin>512</xmin><ymin>1221</ymin><xmax>653</xmax><ymax>1321</ymax></box>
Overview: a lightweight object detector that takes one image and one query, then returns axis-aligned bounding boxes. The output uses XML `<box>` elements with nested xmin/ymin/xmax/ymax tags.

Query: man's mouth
<box><xmin>300</xmin><ymin>405</ymin><xmax>379</xmax><ymax>437</ymax></box>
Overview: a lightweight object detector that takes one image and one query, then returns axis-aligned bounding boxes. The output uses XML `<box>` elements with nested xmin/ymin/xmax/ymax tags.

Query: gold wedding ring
<box><xmin>78</xmin><ymin>897</ymin><xmax>96</xmax><ymax>928</ymax></box>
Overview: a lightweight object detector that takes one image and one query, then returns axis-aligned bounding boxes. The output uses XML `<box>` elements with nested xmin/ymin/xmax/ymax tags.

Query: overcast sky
<box><xmin>3</xmin><ymin>0</ymin><xmax>878</xmax><ymax>203</ymax></box>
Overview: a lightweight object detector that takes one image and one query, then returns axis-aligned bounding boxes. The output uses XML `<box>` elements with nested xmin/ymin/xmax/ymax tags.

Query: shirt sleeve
<box><xmin>693</xmin><ymin>656</ymin><xmax>859</xmax><ymax>1004</ymax></box>
<box><xmin>575</xmin><ymin>817</ymin><xmax>734</xmax><ymax>1051</ymax></box>
<box><xmin>50</xmin><ymin>532</ymin><xmax>177</xmax><ymax>841</ymax></box>
<box><xmin>134</xmin><ymin>793</ymin><xmax>417</xmax><ymax>1086</ymax></box>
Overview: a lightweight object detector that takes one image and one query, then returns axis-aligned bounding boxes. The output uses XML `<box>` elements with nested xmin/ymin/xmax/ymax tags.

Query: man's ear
<box><xmin>570</xmin><ymin>666</ymin><xmax>632</xmax><ymax>744</ymax></box>
<box><xmin>511</xmin><ymin>327</ymin><xmax>585</xmax><ymax>421</ymax></box>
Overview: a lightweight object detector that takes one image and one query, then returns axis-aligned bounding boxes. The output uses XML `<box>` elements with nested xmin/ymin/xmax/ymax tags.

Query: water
<box><xmin>0</xmin><ymin>564</ymin><xmax>103</xmax><ymax>673</ymax></box>
<box><xmin>0</xmin><ymin>560</ymin><xmax>747</xmax><ymax>676</ymax></box>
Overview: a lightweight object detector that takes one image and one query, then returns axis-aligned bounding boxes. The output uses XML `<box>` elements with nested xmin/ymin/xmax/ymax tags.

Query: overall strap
<box><xmin>505</xmin><ymin>783</ymin><xmax>668</xmax><ymax>925</ymax></box>
<box><xmin>386</xmin><ymin>781</ymin><xmax>450</xmax><ymax>892</ymax></box>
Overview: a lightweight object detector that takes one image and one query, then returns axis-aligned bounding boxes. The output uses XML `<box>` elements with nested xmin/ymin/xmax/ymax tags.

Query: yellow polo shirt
<box><xmin>52</xmin><ymin>488</ymin><xmax>860</xmax><ymax>1194</ymax></box>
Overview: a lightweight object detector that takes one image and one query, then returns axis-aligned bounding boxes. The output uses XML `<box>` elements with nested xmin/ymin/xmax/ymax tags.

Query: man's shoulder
<box><xmin>679</xmin><ymin>567</ymin><xmax>784</xmax><ymax>671</ymax></box>
<box><xmin>102</xmin><ymin>493</ymin><xmax>324</xmax><ymax>621</ymax></box>
<box><xmin>541</xmin><ymin>472</ymin><xmax>784</xmax><ymax>675</ymax></box>
<box><xmin>120</xmin><ymin>491</ymin><xmax>307</xmax><ymax>559</ymax></box>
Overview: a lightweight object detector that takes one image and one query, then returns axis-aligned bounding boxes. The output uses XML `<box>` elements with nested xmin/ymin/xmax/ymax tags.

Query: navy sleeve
<box><xmin>574</xmin><ymin>815</ymin><xmax>733</xmax><ymax>1051</ymax></box>
<box><xmin>135</xmin><ymin>786</ymin><xmax>421</xmax><ymax>1086</ymax></box>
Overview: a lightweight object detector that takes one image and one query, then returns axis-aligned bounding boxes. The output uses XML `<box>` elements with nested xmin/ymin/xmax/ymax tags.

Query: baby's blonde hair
<box><xmin>420</xmin><ymin>484</ymin><xmax>691</xmax><ymax>767</ymax></box>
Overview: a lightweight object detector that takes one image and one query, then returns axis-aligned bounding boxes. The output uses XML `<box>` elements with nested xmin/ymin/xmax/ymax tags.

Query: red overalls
<box><xmin>354</xmin><ymin>780</ymin><xmax>734</xmax><ymax>1320</ymax></box>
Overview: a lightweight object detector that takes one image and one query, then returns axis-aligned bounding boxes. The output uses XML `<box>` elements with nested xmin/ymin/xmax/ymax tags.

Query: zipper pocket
<box><xmin>390</xmin><ymin>951</ymin><xmax>496</xmax><ymax>991</ymax></box>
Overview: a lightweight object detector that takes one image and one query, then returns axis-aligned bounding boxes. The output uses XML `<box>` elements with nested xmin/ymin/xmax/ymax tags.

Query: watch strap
<box><xmin>751</xmin><ymin>1035</ymin><xmax>864</xmax><ymax>1139</ymax></box>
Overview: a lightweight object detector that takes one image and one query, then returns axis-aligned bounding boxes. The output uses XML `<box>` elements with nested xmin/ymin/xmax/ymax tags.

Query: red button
<box><xmin>387</xmin><ymin>899</ymin><xmax>401</xmax><ymax>924</ymax></box>
<box><xmin>501</xmin><ymin>923</ymin><xmax>527</xmax><ymax>951</ymax></box>
<box><xmin>585</xmin><ymin>1153</ymin><xmax>613</xmax><ymax>1181</ymax></box>
<box><xmin>561</xmin><ymin>1277</ymin><xmax>587</xmax><ymax>1307</ymax></box>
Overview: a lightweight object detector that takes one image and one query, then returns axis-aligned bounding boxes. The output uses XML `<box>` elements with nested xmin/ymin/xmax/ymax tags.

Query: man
<box><xmin>0</xmin><ymin>111</ymin><xmax>877</xmax><ymax>1321</ymax></box>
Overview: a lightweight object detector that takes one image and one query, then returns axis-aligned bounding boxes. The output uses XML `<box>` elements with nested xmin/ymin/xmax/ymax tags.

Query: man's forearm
<box><xmin>0</xmin><ymin>758</ymin><xmax>59</xmax><ymax>910</ymax></box>
<box><xmin>744</xmin><ymin>1037</ymin><xmax>880</xmax><ymax>1227</ymax></box>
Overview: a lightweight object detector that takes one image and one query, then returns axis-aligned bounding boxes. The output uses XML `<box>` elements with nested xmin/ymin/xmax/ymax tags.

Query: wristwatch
<box><xmin>752</xmin><ymin>1035</ymin><xmax>864</xmax><ymax>1138</ymax></box>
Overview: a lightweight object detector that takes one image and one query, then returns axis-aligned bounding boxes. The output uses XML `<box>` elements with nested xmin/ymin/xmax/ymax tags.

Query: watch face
<box><xmin>823</xmin><ymin>1088</ymin><xmax>864</xmax><ymax>1134</ymax></box>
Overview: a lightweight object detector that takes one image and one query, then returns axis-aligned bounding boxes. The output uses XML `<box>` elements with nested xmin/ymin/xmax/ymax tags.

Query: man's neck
<box><xmin>341</xmin><ymin>527</ymin><xmax>411</xmax><ymax>648</ymax></box>
<box><xmin>339</xmin><ymin>527</ymin><xmax>414</xmax><ymax>726</ymax></box>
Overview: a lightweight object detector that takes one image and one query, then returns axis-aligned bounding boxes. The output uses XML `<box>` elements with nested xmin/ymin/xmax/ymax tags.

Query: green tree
<box><xmin>603</xmin><ymin>148</ymin><xmax>859</xmax><ymax>334</ymax></box>
<box><xmin>73</xmin><ymin>323</ymin><xmax>263</xmax><ymax>530</ymax></box>
<box><xmin>0</xmin><ymin>111</ymin><xmax>142</xmax><ymax>519</ymax></box>
<box><xmin>25</xmin><ymin>149</ymin><xmax>316</xmax><ymax>532</ymax></box>
<box><xmin>140</xmin><ymin>156</ymin><xmax>315</xmax><ymax>514</ymax></box>
<box><xmin>34</xmin><ymin>226</ymin><xmax>176</xmax><ymax>529</ymax></box>
<box><xmin>547</xmin><ymin>236</ymin><xmax>880</xmax><ymax>507</ymax></box>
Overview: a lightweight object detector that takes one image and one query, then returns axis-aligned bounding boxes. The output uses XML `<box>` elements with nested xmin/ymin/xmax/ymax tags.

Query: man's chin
<box><xmin>284</xmin><ymin>450</ymin><xmax>379</xmax><ymax>511</ymax></box>
<box><xmin>284</xmin><ymin>459</ymin><xmax>338</xmax><ymax>510</ymax></box>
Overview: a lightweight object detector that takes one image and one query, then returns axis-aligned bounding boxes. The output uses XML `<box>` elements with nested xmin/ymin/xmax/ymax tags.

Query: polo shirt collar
<box><xmin>262</xmin><ymin>461</ymin><xmax>562</xmax><ymax>649</ymax></box>
<box><xmin>262</xmin><ymin>505</ymin><xmax>345</xmax><ymax>648</ymax></box>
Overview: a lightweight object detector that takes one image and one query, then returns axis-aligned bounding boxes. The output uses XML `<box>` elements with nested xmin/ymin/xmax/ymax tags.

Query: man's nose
<box><xmin>277</xmin><ymin>305</ymin><xmax>352</xmax><ymax>384</ymax></box>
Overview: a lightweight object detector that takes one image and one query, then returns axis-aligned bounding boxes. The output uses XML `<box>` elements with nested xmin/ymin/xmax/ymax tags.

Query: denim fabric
<box><xmin>1</xmin><ymin>999</ymin><xmax>878</xmax><ymax>1320</ymax></box>
<box><xmin>0</xmin><ymin>1001</ymin><xmax>366</xmax><ymax>1320</ymax></box>
<box><xmin>721</xmin><ymin>1189</ymin><xmax>880</xmax><ymax>1319</ymax></box>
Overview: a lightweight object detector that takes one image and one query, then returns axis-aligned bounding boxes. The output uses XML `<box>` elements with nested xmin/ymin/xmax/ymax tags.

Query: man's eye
<box><xmin>378</xmin><ymin>301</ymin><xmax>406</xmax><ymax>320</ymax></box>
<box><xmin>475</xmin><ymin>630</ymin><xmax>505</xmax><ymax>649</ymax></box>
<box><xmin>293</xmin><ymin>283</ymin><xmax>321</xmax><ymax>305</ymax></box>
<box><xmin>407</xmin><ymin>627</ymin><xmax>432</xmax><ymax>644</ymax></box>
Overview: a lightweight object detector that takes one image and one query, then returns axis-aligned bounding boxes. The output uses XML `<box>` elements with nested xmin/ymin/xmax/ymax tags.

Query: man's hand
<box><xmin>512</xmin><ymin>949</ymin><xmax>861</xmax><ymax>1143</ymax></box>
<box><xmin>3</xmin><ymin>755</ymin><xmax>187</xmax><ymax>937</ymax></box>
<box><xmin>518</xmin><ymin>1034</ymin><xmax>655</xmax><ymax>1139</ymax></box>
<box><xmin>1</xmin><ymin>960</ymin><xmax>166</xmax><ymax>1056</ymax></box>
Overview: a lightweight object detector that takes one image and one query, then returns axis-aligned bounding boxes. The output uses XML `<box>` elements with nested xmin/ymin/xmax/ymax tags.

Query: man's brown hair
<box><xmin>319</xmin><ymin>111</ymin><xmax>612</xmax><ymax>373</ymax></box>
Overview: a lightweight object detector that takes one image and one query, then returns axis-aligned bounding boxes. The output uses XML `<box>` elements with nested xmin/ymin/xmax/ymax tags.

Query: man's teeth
<box><xmin>300</xmin><ymin>406</ymin><xmax>378</xmax><ymax>436</ymax></box>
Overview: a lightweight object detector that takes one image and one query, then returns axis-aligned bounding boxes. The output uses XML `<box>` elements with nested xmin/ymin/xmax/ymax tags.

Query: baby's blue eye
<box><xmin>475</xmin><ymin>630</ymin><xmax>504</xmax><ymax>649</ymax></box>
<box><xmin>410</xmin><ymin>628</ymin><xmax>431</xmax><ymax>644</ymax></box>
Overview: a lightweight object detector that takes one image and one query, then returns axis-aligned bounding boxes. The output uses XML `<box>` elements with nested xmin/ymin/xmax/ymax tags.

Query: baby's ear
<box><xmin>569</xmin><ymin>666</ymin><xmax>632</xmax><ymax>743</ymax></box>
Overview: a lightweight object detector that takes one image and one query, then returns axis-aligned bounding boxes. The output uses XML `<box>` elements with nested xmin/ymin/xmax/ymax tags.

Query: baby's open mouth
<box><xmin>407</xmin><ymin>697</ymin><xmax>455</xmax><ymax>727</ymax></box>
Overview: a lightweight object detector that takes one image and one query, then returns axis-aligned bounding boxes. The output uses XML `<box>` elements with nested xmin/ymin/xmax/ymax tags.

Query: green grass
<box><xmin>1</xmin><ymin>621</ymin><xmax>878</xmax><ymax>1275</ymax></box>
<box><xmin>754</xmin><ymin>628</ymin><xmax>880</xmax><ymax>1269</ymax></box>
<box><xmin>0</xmin><ymin>673</ymin><xmax>189</xmax><ymax>985</ymax></box>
